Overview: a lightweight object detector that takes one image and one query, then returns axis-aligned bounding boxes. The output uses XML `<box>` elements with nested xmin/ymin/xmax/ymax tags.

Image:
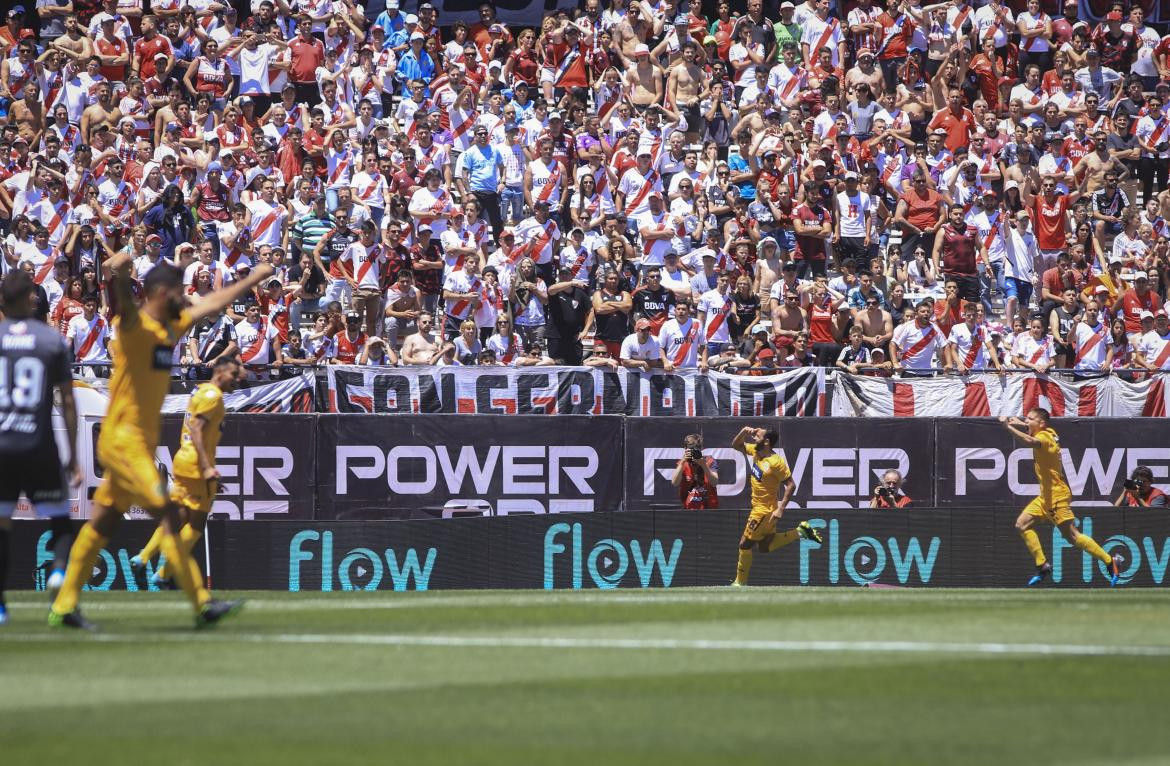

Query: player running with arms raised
<box><xmin>131</xmin><ymin>355</ymin><xmax>244</xmax><ymax>589</ymax></box>
<box><xmin>0</xmin><ymin>271</ymin><xmax>81</xmax><ymax>625</ymax></box>
<box><xmin>731</xmin><ymin>426</ymin><xmax>822</xmax><ymax>586</ymax></box>
<box><xmin>49</xmin><ymin>253</ymin><xmax>273</xmax><ymax>630</ymax></box>
<box><xmin>1000</xmin><ymin>408</ymin><xmax>1122</xmax><ymax>586</ymax></box>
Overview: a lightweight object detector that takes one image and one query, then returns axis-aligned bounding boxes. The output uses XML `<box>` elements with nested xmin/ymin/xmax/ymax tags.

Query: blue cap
<box><xmin>206</xmin><ymin>161</ymin><xmax>222</xmax><ymax>173</ymax></box>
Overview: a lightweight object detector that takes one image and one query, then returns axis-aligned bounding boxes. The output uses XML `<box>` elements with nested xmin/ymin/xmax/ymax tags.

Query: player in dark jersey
<box><xmin>0</xmin><ymin>270</ymin><xmax>80</xmax><ymax>626</ymax></box>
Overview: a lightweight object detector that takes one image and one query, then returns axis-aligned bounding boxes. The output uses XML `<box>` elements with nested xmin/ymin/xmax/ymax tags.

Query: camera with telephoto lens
<box><xmin>1123</xmin><ymin>479</ymin><xmax>1140</xmax><ymax>491</ymax></box>
<box><xmin>686</xmin><ymin>448</ymin><xmax>702</xmax><ymax>461</ymax></box>
<box><xmin>878</xmin><ymin>486</ymin><xmax>896</xmax><ymax>501</ymax></box>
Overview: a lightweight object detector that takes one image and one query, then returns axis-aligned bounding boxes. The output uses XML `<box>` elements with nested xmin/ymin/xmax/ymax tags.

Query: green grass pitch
<box><xmin>2</xmin><ymin>588</ymin><xmax>1169</xmax><ymax>765</ymax></box>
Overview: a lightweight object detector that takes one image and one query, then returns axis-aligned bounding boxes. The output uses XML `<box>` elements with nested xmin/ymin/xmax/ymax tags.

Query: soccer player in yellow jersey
<box><xmin>731</xmin><ymin>426</ymin><xmax>823</xmax><ymax>586</ymax></box>
<box><xmin>131</xmin><ymin>355</ymin><xmax>243</xmax><ymax>588</ymax></box>
<box><xmin>1001</xmin><ymin>408</ymin><xmax>1122</xmax><ymax>587</ymax></box>
<box><xmin>49</xmin><ymin>252</ymin><xmax>273</xmax><ymax>630</ymax></box>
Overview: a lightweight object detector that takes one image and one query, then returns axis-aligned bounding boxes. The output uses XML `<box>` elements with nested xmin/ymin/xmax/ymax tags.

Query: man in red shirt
<box><xmin>1113</xmin><ymin>273</ymin><xmax>1162</xmax><ymax>342</ymax></box>
<box><xmin>927</xmin><ymin>89</ymin><xmax>977</xmax><ymax>154</ymax></box>
<box><xmin>288</xmin><ymin>15</ymin><xmax>325</xmax><ymax>106</ymax></box>
<box><xmin>131</xmin><ymin>15</ymin><xmax>172</xmax><ymax>82</ymax></box>
<box><xmin>1026</xmin><ymin>176</ymin><xmax>1083</xmax><ymax>274</ymax></box>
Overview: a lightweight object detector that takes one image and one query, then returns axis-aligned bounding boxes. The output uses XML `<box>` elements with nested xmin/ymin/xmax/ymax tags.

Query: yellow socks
<box><xmin>766</xmin><ymin>529</ymin><xmax>800</xmax><ymax>553</ymax></box>
<box><xmin>157</xmin><ymin>524</ymin><xmax>203</xmax><ymax>580</ymax></box>
<box><xmin>137</xmin><ymin>525</ymin><xmax>165</xmax><ymax>565</ymax></box>
<box><xmin>1075</xmin><ymin>534</ymin><xmax>1114</xmax><ymax>566</ymax></box>
<box><xmin>51</xmin><ymin>524</ymin><xmax>108</xmax><ymax>615</ymax></box>
<box><xmin>1021</xmin><ymin>529</ymin><xmax>1047</xmax><ymax>567</ymax></box>
<box><xmin>734</xmin><ymin>548</ymin><xmax>753</xmax><ymax>585</ymax></box>
<box><xmin>159</xmin><ymin>531</ymin><xmax>211</xmax><ymax>611</ymax></box>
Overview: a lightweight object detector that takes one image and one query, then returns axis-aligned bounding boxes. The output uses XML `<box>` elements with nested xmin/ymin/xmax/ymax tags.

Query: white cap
<box><xmin>1140</xmin><ymin>310</ymin><xmax>1155</xmax><ymax>320</ymax></box>
<box><xmin>386</xmin><ymin>0</ymin><xmax>399</xmax><ymax>8</ymax></box>
<box><xmin>404</xmin><ymin>13</ymin><xmax>418</xmax><ymax>24</ymax></box>
<box><xmin>781</xmin><ymin>1</ymin><xmax>795</xmax><ymax>7</ymax></box>
<box><xmin>634</xmin><ymin>43</ymin><xmax>650</xmax><ymax>57</ymax></box>
<box><xmin>811</xmin><ymin>159</ymin><xmax>826</xmax><ymax>168</ymax></box>
<box><xmin>410</xmin><ymin>31</ymin><xmax>424</xmax><ymax>41</ymax></box>
<box><xmin>245</xmin><ymin>167</ymin><xmax>265</xmax><ymax>187</ymax></box>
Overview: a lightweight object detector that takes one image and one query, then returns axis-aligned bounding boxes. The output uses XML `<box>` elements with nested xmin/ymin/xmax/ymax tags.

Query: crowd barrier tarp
<box><xmin>162</xmin><ymin>372</ymin><xmax>316</xmax><ymax>414</ymax></box>
<box><xmin>7</xmin><ymin>509</ymin><xmax>1168</xmax><ymax>591</ymax></box>
<box><xmin>325</xmin><ymin>365</ymin><xmax>825</xmax><ymax>417</ymax></box>
<box><xmin>623</xmin><ymin>418</ymin><xmax>937</xmax><ymax>509</ymax></box>
<box><xmin>73</xmin><ymin>413</ymin><xmax>318</xmax><ymax>519</ymax></box>
<box><xmin>831</xmin><ymin>371</ymin><xmax>1170</xmax><ymax>418</ymax></box>
<box><xmin>314</xmin><ymin>414</ymin><xmax>627</xmax><ymax>519</ymax></box>
<box><xmin>933</xmin><ymin>418</ymin><xmax>1170</xmax><ymax>508</ymax></box>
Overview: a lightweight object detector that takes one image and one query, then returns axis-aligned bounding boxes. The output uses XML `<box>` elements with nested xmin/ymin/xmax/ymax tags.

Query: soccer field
<box><xmin>2</xmin><ymin>589</ymin><xmax>1168</xmax><ymax>766</ymax></box>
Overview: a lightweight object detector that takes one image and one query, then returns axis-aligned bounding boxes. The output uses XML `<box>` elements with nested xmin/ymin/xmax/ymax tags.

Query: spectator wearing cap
<box><xmin>1135</xmin><ymin>309</ymin><xmax>1170</xmax><ymax>371</ymax></box>
<box><xmin>395</xmin><ymin>28</ymin><xmax>435</xmax><ymax>97</ymax></box>
<box><xmin>544</xmin><ymin>264</ymin><xmax>592</xmax><ymax>365</ymax></box>
<box><xmin>1091</xmin><ymin>9</ymin><xmax>1136</xmax><ymax>73</ymax></box>
<box><xmin>1114</xmin><ymin>272</ymin><xmax>1163</xmax><ymax>344</ymax></box>
<box><xmin>620</xmin><ymin>316</ymin><xmax>672</xmax><ymax>372</ymax></box>
<box><xmin>458</xmin><ymin>122</ymin><xmax>506</xmax><ymax>239</ymax></box>
<box><xmin>1075</xmin><ymin>46</ymin><xmax>1122</xmax><ymax>102</ymax></box>
<box><xmin>833</xmin><ymin>171</ymin><xmax>873</xmax><ymax>268</ymax></box>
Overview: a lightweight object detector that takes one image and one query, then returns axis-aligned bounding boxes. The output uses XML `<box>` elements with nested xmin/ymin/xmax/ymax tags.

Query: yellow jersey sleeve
<box><xmin>772</xmin><ymin>456</ymin><xmax>792</xmax><ymax>484</ymax></box>
<box><xmin>1035</xmin><ymin>430</ymin><xmax>1060</xmax><ymax>455</ymax></box>
<box><xmin>190</xmin><ymin>385</ymin><xmax>222</xmax><ymax>419</ymax></box>
<box><xmin>744</xmin><ymin>443</ymin><xmax>757</xmax><ymax>457</ymax></box>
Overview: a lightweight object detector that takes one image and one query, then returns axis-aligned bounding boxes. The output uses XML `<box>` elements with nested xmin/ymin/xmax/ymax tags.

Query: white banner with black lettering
<box><xmin>326</xmin><ymin>365</ymin><xmax>825</xmax><ymax>417</ymax></box>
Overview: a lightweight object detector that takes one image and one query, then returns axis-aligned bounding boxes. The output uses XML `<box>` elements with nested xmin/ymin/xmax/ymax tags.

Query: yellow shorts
<box><xmin>93</xmin><ymin>433</ymin><xmax>167</xmax><ymax>511</ymax></box>
<box><xmin>743</xmin><ymin>510</ymin><xmax>778</xmax><ymax>542</ymax></box>
<box><xmin>170</xmin><ymin>475</ymin><xmax>216</xmax><ymax>515</ymax></box>
<box><xmin>1023</xmin><ymin>495</ymin><xmax>1075</xmax><ymax>526</ymax></box>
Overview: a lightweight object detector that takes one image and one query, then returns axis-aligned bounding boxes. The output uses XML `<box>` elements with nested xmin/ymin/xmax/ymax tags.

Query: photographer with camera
<box><xmin>870</xmin><ymin>470</ymin><xmax>913</xmax><ymax>509</ymax></box>
<box><xmin>671</xmin><ymin>433</ymin><xmax>720</xmax><ymax>510</ymax></box>
<box><xmin>1114</xmin><ymin>467</ymin><xmax>1167</xmax><ymax>508</ymax></box>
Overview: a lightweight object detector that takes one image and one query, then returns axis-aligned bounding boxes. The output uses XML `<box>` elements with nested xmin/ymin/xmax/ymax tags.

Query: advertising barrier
<box><xmin>75</xmin><ymin>413</ymin><xmax>318</xmax><ymax>520</ymax></box>
<box><xmin>6</xmin><ymin>508</ymin><xmax>1167</xmax><ymax>591</ymax></box>
<box><xmin>624</xmin><ymin>418</ymin><xmax>935</xmax><ymax>510</ymax></box>
<box><xmin>314</xmin><ymin>414</ymin><xmax>626</xmax><ymax>519</ymax></box>
<box><xmin>39</xmin><ymin>414</ymin><xmax>1169</xmax><ymax>519</ymax></box>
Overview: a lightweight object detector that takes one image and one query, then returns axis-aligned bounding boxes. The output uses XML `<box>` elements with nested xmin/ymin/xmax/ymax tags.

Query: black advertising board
<box><xmin>623</xmin><ymin>418</ymin><xmax>937</xmax><ymax>510</ymax></box>
<box><xmin>313</xmin><ymin>415</ymin><xmax>626</xmax><ymax>519</ymax></box>
<box><xmin>933</xmin><ymin>419</ymin><xmax>1170</xmax><ymax>508</ymax></box>
<box><xmin>8</xmin><ymin>509</ymin><xmax>1166</xmax><ymax>591</ymax></box>
<box><xmin>83</xmin><ymin>414</ymin><xmax>317</xmax><ymax>520</ymax></box>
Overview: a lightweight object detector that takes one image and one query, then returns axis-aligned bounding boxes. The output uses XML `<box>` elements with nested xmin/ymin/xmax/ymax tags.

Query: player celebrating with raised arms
<box><xmin>1000</xmin><ymin>409</ymin><xmax>1122</xmax><ymax>587</ymax></box>
<box><xmin>131</xmin><ymin>355</ymin><xmax>245</xmax><ymax>590</ymax></box>
<box><xmin>49</xmin><ymin>254</ymin><xmax>274</xmax><ymax>630</ymax></box>
<box><xmin>731</xmin><ymin>426</ymin><xmax>822</xmax><ymax>587</ymax></box>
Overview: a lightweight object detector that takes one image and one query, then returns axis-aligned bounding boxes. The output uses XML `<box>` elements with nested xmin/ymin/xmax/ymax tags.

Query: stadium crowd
<box><xmin>3</xmin><ymin>0</ymin><xmax>1170</xmax><ymax>379</ymax></box>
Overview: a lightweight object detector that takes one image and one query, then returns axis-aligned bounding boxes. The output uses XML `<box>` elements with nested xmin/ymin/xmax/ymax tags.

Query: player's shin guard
<box><xmin>734</xmin><ymin>548</ymin><xmax>754</xmax><ymax>585</ymax></box>
<box><xmin>765</xmin><ymin>529</ymin><xmax>800</xmax><ymax>553</ymax></box>
<box><xmin>1074</xmin><ymin>533</ymin><xmax>1113</xmax><ymax>566</ymax></box>
<box><xmin>51</xmin><ymin>524</ymin><xmax>108</xmax><ymax>615</ymax></box>
<box><xmin>1020</xmin><ymin>529</ymin><xmax>1047</xmax><ymax>567</ymax></box>
<box><xmin>48</xmin><ymin>516</ymin><xmax>75</xmax><ymax>574</ymax></box>
<box><xmin>137</xmin><ymin>525</ymin><xmax>165</xmax><ymax>566</ymax></box>
<box><xmin>159</xmin><ymin>532</ymin><xmax>210</xmax><ymax>611</ymax></box>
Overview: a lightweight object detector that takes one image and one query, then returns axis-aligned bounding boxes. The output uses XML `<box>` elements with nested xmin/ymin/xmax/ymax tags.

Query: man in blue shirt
<box><xmin>459</xmin><ymin>124</ymin><xmax>506</xmax><ymax>238</ymax></box>
<box><xmin>373</xmin><ymin>0</ymin><xmax>404</xmax><ymax>39</ymax></box>
<box><xmin>395</xmin><ymin>32</ymin><xmax>434</xmax><ymax>96</ymax></box>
